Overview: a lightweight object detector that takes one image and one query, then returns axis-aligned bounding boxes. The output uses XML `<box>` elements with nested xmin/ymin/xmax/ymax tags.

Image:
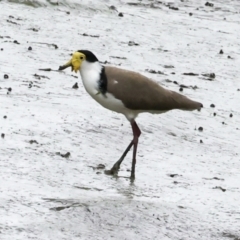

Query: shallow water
<box><xmin>0</xmin><ymin>0</ymin><xmax>240</xmax><ymax>239</ymax></box>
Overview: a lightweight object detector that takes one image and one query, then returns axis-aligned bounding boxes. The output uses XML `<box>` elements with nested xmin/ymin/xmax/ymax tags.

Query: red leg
<box><xmin>130</xmin><ymin>120</ymin><xmax>141</xmax><ymax>179</ymax></box>
<box><xmin>105</xmin><ymin>120</ymin><xmax>141</xmax><ymax>179</ymax></box>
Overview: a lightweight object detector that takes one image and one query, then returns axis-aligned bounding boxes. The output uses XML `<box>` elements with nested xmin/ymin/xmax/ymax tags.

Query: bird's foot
<box><xmin>130</xmin><ymin>172</ymin><xmax>135</xmax><ymax>181</ymax></box>
<box><xmin>104</xmin><ymin>161</ymin><xmax>121</xmax><ymax>176</ymax></box>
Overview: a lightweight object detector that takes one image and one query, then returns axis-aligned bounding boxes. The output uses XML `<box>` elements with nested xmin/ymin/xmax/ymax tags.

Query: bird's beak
<box><xmin>59</xmin><ymin>52</ymin><xmax>82</xmax><ymax>73</ymax></box>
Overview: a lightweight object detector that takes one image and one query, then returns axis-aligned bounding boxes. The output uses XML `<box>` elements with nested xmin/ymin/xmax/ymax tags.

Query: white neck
<box><xmin>79</xmin><ymin>61</ymin><xmax>102</xmax><ymax>96</ymax></box>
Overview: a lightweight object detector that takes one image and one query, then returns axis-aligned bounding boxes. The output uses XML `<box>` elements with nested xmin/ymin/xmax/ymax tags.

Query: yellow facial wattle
<box><xmin>71</xmin><ymin>55</ymin><xmax>81</xmax><ymax>73</ymax></box>
<box><xmin>59</xmin><ymin>52</ymin><xmax>84</xmax><ymax>73</ymax></box>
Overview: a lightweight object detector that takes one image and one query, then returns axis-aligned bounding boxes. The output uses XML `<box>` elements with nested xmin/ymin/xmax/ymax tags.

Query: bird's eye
<box><xmin>80</xmin><ymin>56</ymin><xmax>83</xmax><ymax>60</ymax></box>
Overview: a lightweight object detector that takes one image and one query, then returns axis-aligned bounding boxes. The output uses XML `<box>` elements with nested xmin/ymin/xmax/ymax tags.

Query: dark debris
<box><xmin>72</xmin><ymin>82</ymin><xmax>79</xmax><ymax>89</ymax></box>
<box><xmin>82</xmin><ymin>33</ymin><xmax>99</xmax><ymax>38</ymax></box>
<box><xmin>128</xmin><ymin>41</ymin><xmax>139</xmax><ymax>46</ymax></box>
<box><xmin>213</xmin><ymin>186</ymin><xmax>226</xmax><ymax>192</ymax></box>
<box><xmin>146</xmin><ymin>69</ymin><xmax>164</xmax><ymax>74</ymax></box>
<box><xmin>56</xmin><ymin>152</ymin><xmax>71</xmax><ymax>158</ymax></box>
<box><xmin>183</xmin><ymin>72</ymin><xmax>199</xmax><ymax>76</ymax></box>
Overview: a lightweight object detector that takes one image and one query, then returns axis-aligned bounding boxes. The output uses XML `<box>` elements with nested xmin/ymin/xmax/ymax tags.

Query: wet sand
<box><xmin>0</xmin><ymin>0</ymin><xmax>240</xmax><ymax>239</ymax></box>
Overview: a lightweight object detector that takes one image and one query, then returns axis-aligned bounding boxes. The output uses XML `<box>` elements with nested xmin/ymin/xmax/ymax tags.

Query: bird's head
<box><xmin>59</xmin><ymin>50</ymin><xmax>99</xmax><ymax>73</ymax></box>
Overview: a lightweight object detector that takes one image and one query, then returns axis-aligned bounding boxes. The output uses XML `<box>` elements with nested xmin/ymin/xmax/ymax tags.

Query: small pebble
<box><xmin>109</xmin><ymin>5</ymin><xmax>117</xmax><ymax>11</ymax></box>
<box><xmin>205</xmin><ymin>2</ymin><xmax>214</xmax><ymax>7</ymax></box>
<box><xmin>168</xmin><ymin>174</ymin><xmax>179</xmax><ymax>178</ymax></box>
<box><xmin>31</xmin><ymin>28</ymin><xmax>38</xmax><ymax>32</ymax></box>
<box><xmin>200</xmin><ymin>139</ymin><xmax>203</xmax><ymax>143</ymax></box>
<box><xmin>213</xmin><ymin>112</ymin><xmax>216</xmax><ymax>116</ymax></box>
<box><xmin>28</xmin><ymin>46</ymin><xmax>32</xmax><ymax>51</ymax></box>
<box><xmin>4</xmin><ymin>74</ymin><xmax>9</xmax><ymax>79</ymax></box>
<box><xmin>8</xmin><ymin>87</ymin><xmax>12</xmax><ymax>92</ymax></box>
<box><xmin>169</xmin><ymin>6</ymin><xmax>179</xmax><ymax>11</ymax></box>
<box><xmin>72</xmin><ymin>82</ymin><xmax>79</xmax><ymax>89</ymax></box>
<box><xmin>179</xmin><ymin>87</ymin><xmax>183</xmax><ymax>92</ymax></box>
<box><xmin>1</xmin><ymin>48</ymin><xmax>3</xmax><ymax>51</ymax></box>
<box><xmin>209</xmin><ymin>73</ymin><xmax>216</xmax><ymax>79</ymax></box>
<box><xmin>1</xmin><ymin>133</ymin><xmax>5</xmax><ymax>138</ymax></box>
<box><xmin>128</xmin><ymin>41</ymin><xmax>139</xmax><ymax>46</ymax></box>
<box><xmin>210</xmin><ymin>104</ymin><xmax>215</xmax><ymax>108</ymax></box>
<box><xmin>229</xmin><ymin>113</ymin><xmax>233</xmax><ymax>118</ymax></box>
<box><xmin>222</xmin><ymin>122</ymin><xmax>225</xmax><ymax>125</ymax></box>
<box><xmin>118</xmin><ymin>12</ymin><xmax>124</xmax><ymax>17</ymax></box>
<box><xmin>219</xmin><ymin>49</ymin><xmax>224</xmax><ymax>54</ymax></box>
<box><xmin>189</xmin><ymin>12</ymin><xmax>193</xmax><ymax>16</ymax></box>
<box><xmin>61</xmin><ymin>152</ymin><xmax>70</xmax><ymax>158</ymax></box>
<box><xmin>198</xmin><ymin>127</ymin><xmax>203</xmax><ymax>132</ymax></box>
<box><xmin>96</xmin><ymin>164</ymin><xmax>105</xmax><ymax>169</ymax></box>
<box><xmin>13</xmin><ymin>40</ymin><xmax>20</xmax><ymax>44</ymax></box>
<box><xmin>3</xmin><ymin>116</ymin><xmax>7</xmax><ymax>119</ymax></box>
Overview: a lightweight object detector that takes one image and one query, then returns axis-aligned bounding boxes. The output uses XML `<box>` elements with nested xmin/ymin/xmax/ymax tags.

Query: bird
<box><xmin>59</xmin><ymin>50</ymin><xmax>203</xmax><ymax>180</ymax></box>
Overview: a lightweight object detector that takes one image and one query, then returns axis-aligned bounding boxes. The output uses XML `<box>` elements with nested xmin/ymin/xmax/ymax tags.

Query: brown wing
<box><xmin>105</xmin><ymin>66</ymin><xmax>203</xmax><ymax>111</ymax></box>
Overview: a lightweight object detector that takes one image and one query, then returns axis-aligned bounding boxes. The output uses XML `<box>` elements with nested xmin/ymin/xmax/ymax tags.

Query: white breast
<box><xmin>79</xmin><ymin>61</ymin><xmax>139</xmax><ymax>121</ymax></box>
<box><xmin>80</xmin><ymin>61</ymin><xmax>100</xmax><ymax>96</ymax></box>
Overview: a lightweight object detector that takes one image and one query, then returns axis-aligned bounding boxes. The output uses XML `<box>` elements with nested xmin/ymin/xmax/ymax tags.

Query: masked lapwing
<box><xmin>59</xmin><ymin>50</ymin><xmax>203</xmax><ymax>179</ymax></box>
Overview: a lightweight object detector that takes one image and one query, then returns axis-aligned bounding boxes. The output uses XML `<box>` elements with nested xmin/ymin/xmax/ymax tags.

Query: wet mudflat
<box><xmin>0</xmin><ymin>0</ymin><xmax>240</xmax><ymax>239</ymax></box>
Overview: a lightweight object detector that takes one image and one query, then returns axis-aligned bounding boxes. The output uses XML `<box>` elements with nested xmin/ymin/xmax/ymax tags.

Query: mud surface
<box><xmin>0</xmin><ymin>0</ymin><xmax>240</xmax><ymax>239</ymax></box>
